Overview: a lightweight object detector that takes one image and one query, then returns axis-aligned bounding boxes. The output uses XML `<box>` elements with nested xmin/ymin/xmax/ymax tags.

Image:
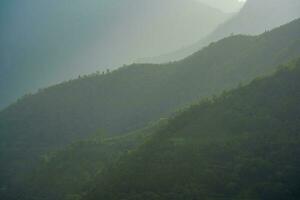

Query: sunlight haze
<box><xmin>197</xmin><ymin>0</ymin><xmax>246</xmax><ymax>12</ymax></box>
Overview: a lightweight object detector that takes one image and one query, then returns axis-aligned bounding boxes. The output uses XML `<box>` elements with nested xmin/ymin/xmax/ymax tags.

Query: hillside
<box><xmin>85</xmin><ymin>58</ymin><xmax>300</xmax><ymax>200</ymax></box>
<box><xmin>0</xmin><ymin>0</ymin><xmax>228</xmax><ymax>109</ymax></box>
<box><xmin>142</xmin><ymin>0</ymin><xmax>300</xmax><ymax>63</ymax></box>
<box><xmin>13</xmin><ymin>120</ymin><xmax>166</xmax><ymax>200</ymax></box>
<box><xmin>1</xmin><ymin>18</ymin><xmax>300</xmax><ymax>196</ymax></box>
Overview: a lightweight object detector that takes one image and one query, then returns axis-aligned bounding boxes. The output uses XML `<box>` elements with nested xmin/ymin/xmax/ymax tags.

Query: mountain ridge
<box><xmin>0</xmin><ymin>0</ymin><xmax>229</xmax><ymax>109</ymax></box>
<box><xmin>85</xmin><ymin>57</ymin><xmax>300</xmax><ymax>200</ymax></box>
<box><xmin>1</xmin><ymin>18</ymin><xmax>300</xmax><ymax>199</ymax></box>
<box><xmin>140</xmin><ymin>0</ymin><xmax>300</xmax><ymax>63</ymax></box>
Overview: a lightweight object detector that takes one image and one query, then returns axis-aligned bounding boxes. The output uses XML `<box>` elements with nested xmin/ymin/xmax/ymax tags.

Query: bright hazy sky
<box><xmin>197</xmin><ymin>0</ymin><xmax>247</xmax><ymax>13</ymax></box>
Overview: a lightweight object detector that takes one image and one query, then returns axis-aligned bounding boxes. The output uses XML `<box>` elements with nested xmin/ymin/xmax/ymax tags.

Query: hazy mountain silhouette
<box><xmin>140</xmin><ymin>0</ymin><xmax>300</xmax><ymax>63</ymax></box>
<box><xmin>1</xmin><ymin>18</ymin><xmax>299</xmax><ymax>198</ymax></box>
<box><xmin>197</xmin><ymin>0</ymin><xmax>245</xmax><ymax>13</ymax></box>
<box><xmin>0</xmin><ymin>0</ymin><xmax>228</xmax><ymax>109</ymax></box>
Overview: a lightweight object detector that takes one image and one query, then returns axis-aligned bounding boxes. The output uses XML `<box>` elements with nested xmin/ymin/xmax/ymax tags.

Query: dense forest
<box><xmin>0</xmin><ymin>18</ymin><xmax>300</xmax><ymax>199</ymax></box>
<box><xmin>18</xmin><ymin>58</ymin><xmax>300</xmax><ymax>200</ymax></box>
<box><xmin>21</xmin><ymin>120</ymin><xmax>167</xmax><ymax>200</ymax></box>
<box><xmin>1</xmin><ymin>0</ymin><xmax>300</xmax><ymax>198</ymax></box>
<box><xmin>84</xmin><ymin>58</ymin><xmax>300</xmax><ymax>200</ymax></box>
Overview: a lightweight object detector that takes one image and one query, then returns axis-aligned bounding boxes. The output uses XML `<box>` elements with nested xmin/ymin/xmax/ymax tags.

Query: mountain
<box><xmin>0</xmin><ymin>0</ymin><xmax>228</xmax><ymax>109</ymax></box>
<box><xmin>85</xmin><ymin>58</ymin><xmax>300</xmax><ymax>200</ymax></box>
<box><xmin>20</xmin><ymin>121</ymin><xmax>166</xmax><ymax>200</ymax></box>
<box><xmin>20</xmin><ymin>58</ymin><xmax>300</xmax><ymax>200</ymax></box>
<box><xmin>0</xmin><ymin>18</ymin><xmax>300</xmax><ymax>198</ymax></box>
<box><xmin>141</xmin><ymin>0</ymin><xmax>300</xmax><ymax>63</ymax></box>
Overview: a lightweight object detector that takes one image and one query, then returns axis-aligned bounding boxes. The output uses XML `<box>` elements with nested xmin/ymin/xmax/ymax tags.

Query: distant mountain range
<box><xmin>0</xmin><ymin>0</ymin><xmax>229</xmax><ymax>109</ymax></box>
<box><xmin>1</xmin><ymin>17</ymin><xmax>300</xmax><ymax>199</ymax></box>
<box><xmin>140</xmin><ymin>0</ymin><xmax>300</xmax><ymax>63</ymax></box>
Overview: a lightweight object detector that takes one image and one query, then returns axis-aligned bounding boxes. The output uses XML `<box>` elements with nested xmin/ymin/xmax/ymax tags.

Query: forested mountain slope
<box><xmin>86</xmin><ymin>58</ymin><xmax>300</xmax><ymax>200</ymax></box>
<box><xmin>0</xmin><ymin>18</ymin><xmax>300</xmax><ymax>197</ymax></box>
<box><xmin>12</xmin><ymin>121</ymin><xmax>166</xmax><ymax>200</ymax></box>
<box><xmin>143</xmin><ymin>0</ymin><xmax>300</xmax><ymax>63</ymax></box>
<box><xmin>0</xmin><ymin>0</ymin><xmax>228</xmax><ymax>109</ymax></box>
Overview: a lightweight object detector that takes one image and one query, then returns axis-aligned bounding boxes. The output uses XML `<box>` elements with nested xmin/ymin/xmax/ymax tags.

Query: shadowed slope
<box><xmin>0</xmin><ymin>18</ymin><xmax>300</xmax><ymax>198</ymax></box>
<box><xmin>86</xmin><ymin>58</ymin><xmax>300</xmax><ymax>200</ymax></box>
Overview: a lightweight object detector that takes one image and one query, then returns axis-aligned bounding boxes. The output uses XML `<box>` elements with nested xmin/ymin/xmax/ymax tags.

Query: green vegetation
<box><xmin>1</xmin><ymin>18</ymin><xmax>300</xmax><ymax>200</ymax></box>
<box><xmin>20</xmin><ymin>58</ymin><xmax>300</xmax><ymax>200</ymax></box>
<box><xmin>84</xmin><ymin>59</ymin><xmax>300</xmax><ymax>200</ymax></box>
<box><xmin>22</xmin><ymin>120</ymin><xmax>166</xmax><ymax>200</ymax></box>
<box><xmin>1</xmin><ymin>18</ymin><xmax>300</xmax><ymax>198</ymax></box>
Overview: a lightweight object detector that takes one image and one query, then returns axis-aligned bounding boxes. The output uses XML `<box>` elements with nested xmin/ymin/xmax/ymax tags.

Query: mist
<box><xmin>0</xmin><ymin>0</ymin><xmax>231</xmax><ymax>109</ymax></box>
<box><xmin>1</xmin><ymin>1</ymin><xmax>300</xmax><ymax>200</ymax></box>
<box><xmin>197</xmin><ymin>0</ymin><xmax>246</xmax><ymax>13</ymax></box>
